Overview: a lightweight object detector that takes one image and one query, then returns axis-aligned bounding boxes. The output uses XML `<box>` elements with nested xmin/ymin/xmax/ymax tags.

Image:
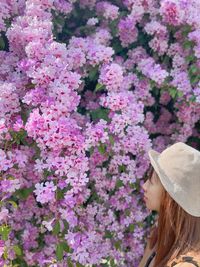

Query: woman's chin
<box><xmin>145</xmin><ymin>203</ymin><xmax>153</xmax><ymax>211</ymax></box>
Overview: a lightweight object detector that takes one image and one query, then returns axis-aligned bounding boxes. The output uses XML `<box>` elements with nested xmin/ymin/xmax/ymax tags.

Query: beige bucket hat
<box><xmin>148</xmin><ymin>142</ymin><xmax>200</xmax><ymax>217</ymax></box>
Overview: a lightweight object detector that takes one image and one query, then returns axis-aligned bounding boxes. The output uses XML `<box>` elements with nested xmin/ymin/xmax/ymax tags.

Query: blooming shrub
<box><xmin>0</xmin><ymin>0</ymin><xmax>199</xmax><ymax>266</ymax></box>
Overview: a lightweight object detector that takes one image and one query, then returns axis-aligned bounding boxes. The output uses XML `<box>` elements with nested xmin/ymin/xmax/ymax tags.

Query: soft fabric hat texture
<box><xmin>148</xmin><ymin>142</ymin><xmax>200</xmax><ymax>217</ymax></box>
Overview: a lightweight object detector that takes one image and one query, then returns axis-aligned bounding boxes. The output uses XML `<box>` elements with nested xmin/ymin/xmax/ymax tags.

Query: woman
<box><xmin>139</xmin><ymin>142</ymin><xmax>200</xmax><ymax>267</ymax></box>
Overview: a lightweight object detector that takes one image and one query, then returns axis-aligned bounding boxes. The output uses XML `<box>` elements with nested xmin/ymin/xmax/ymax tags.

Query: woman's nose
<box><xmin>142</xmin><ymin>181</ymin><xmax>147</xmax><ymax>192</ymax></box>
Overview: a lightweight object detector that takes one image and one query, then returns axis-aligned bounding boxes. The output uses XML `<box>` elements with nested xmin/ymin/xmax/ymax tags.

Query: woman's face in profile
<box><xmin>142</xmin><ymin>168</ymin><xmax>164</xmax><ymax>212</ymax></box>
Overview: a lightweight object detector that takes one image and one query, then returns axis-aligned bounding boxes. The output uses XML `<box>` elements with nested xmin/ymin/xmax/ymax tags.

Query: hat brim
<box><xmin>148</xmin><ymin>149</ymin><xmax>161</xmax><ymax>177</ymax></box>
<box><xmin>148</xmin><ymin>149</ymin><xmax>175</xmax><ymax>201</ymax></box>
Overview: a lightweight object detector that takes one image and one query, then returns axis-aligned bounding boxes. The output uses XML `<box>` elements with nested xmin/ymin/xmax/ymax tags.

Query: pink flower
<box><xmin>1</xmin><ymin>0</ymin><xmax>199</xmax><ymax>265</ymax></box>
<box><xmin>0</xmin><ymin>208</ymin><xmax>9</xmax><ymax>222</ymax></box>
<box><xmin>92</xmin><ymin>28</ymin><xmax>112</xmax><ymax>46</ymax></box>
<box><xmin>0</xmin><ymin>82</ymin><xmax>20</xmax><ymax>119</ymax></box>
<box><xmin>23</xmin><ymin>87</ymin><xmax>47</xmax><ymax>106</ymax></box>
<box><xmin>137</xmin><ymin>57</ymin><xmax>169</xmax><ymax>85</ymax></box>
<box><xmin>0</xmin><ymin>240</ymin><xmax>5</xmax><ymax>258</ymax></box>
<box><xmin>160</xmin><ymin>0</ymin><xmax>185</xmax><ymax>26</ymax></box>
<box><xmin>54</xmin><ymin>0</ymin><xmax>73</xmax><ymax>14</ymax></box>
<box><xmin>144</xmin><ymin>21</ymin><xmax>167</xmax><ymax>37</ymax></box>
<box><xmin>118</xmin><ymin>17</ymin><xmax>138</xmax><ymax>47</ymax></box>
<box><xmin>0</xmin><ymin>2</ymin><xmax>10</xmax><ymax>32</ymax></box>
<box><xmin>13</xmin><ymin>116</ymin><xmax>24</xmax><ymax>132</ymax></box>
<box><xmin>159</xmin><ymin>91</ymin><xmax>171</xmax><ymax>105</ymax></box>
<box><xmin>66</xmin><ymin>47</ymin><xmax>86</xmax><ymax>70</ymax></box>
<box><xmin>59</xmin><ymin>208</ymin><xmax>78</xmax><ymax>227</ymax></box>
<box><xmin>96</xmin><ymin>1</ymin><xmax>119</xmax><ymax>21</ymax></box>
<box><xmin>42</xmin><ymin>218</ymin><xmax>55</xmax><ymax>231</ymax></box>
<box><xmin>0</xmin><ymin>150</ymin><xmax>13</xmax><ymax>171</ymax></box>
<box><xmin>85</xmin><ymin>119</ymin><xmax>109</xmax><ymax>149</ymax></box>
<box><xmin>171</xmin><ymin>69</ymin><xmax>192</xmax><ymax>95</ymax></box>
<box><xmin>0</xmin><ymin>118</ymin><xmax>7</xmax><ymax>140</ymax></box>
<box><xmin>34</xmin><ymin>181</ymin><xmax>57</xmax><ymax>204</ymax></box>
<box><xmin>87</xmin><ymin>42</ymin><xmax>114</xmax><ymax>65</ymax></box>
<box><xmin>87</xmin><ymin>17</ymin><xmax>99</xmax><ymax>26</ymax></box>
<box><xmin>194</xmin><ymin>82</ymin><xmax>200</xmax><ymax>103</ymax></box>
<box><xmin>98</xmin><ymin>63</ymin><xmax>123</xmax><ymax>91</ymax></box>
<box><xmin>149</xmin><ymin>37</ymin><xmax>168</xmax><ymax>55</ymax></box>
<box><xmin>100</xmin><ymin>92</ymin><xmax>130</xmax><ymax>111</ymax></box>
<box><xmin>1</xmin><ymin>179</ymin><xmax>21</xmax><ymax>193</ymax></box>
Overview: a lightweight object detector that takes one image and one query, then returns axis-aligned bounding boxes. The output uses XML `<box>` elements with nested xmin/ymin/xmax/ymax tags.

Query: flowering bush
<box><xmin>0</xmin><ymin>0</ymin><xmax>199</xmax><ymax>266</ymax></box>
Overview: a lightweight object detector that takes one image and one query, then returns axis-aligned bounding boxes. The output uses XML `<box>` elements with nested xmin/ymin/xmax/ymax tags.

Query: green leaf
<box><xmin>181</xmin><ymin>25</ymin><xmax>192</xmax><ymax>37</ymax></box>
<box><xmin>67</xmin><ymin>258</ymin><xmax>74</xmax><ymax>267</ymax></box>
<box><xmin>13</xmin><ymin>245</ymin><xmax>22</xmax><ymax>256</ymax></box>
<box><xmin>76</xmin><ymin>262</ymin><xmax>84</xmax><ymax>267</ymax></box>
<box><xmin>63</xmin><ymin>219</ymin><xmax>69</xmax><ymax>233</ymax></box>
<box><xmin>118</xmin><ymin>164</ymin><xmax>126</xmax><ymax>173</ymax></box>
<box><xmin>109</xmin><ymin>135</ymin><xmax>115</xmax><ymax>146</ymax></box>
<box><xmin>16</xmin><ymin>187</ymin><xmax>33</xmax><ymax>200</ymax></box>
<box><xmin>61</xmin><ymin>242</ymin><xmax>71</xmax><ymax>253</ymax></box>
<box><xmin>104</xmin><ymin>230</ymin><xmax>113</xmax><ymax>239</ymax></box>
<box><xmin>116</xmin><ymin>179</ymin><xmax>123</xmax><ymax>188</ymax></box>
<box><xmin>43</xmin><ymin>169</ymin><xmax>53</xmax><ymax>178</ymax></box>
<box><xmin>90</xmin><ymin>108</ymin><xmax>110</xmax><ymax>122</ymax></box>
<box><xmin>89</xmin><ymin>66</ymin><xmax>99</xmax><ymax>81</ymax></box>
<box><xmin>190</xmin><ymin>75</ymin><xmax>200</xmax><ymax>84</ymax></box>
<box><xmin>56</xmin><ymin>189</ymin><xmax>65</xmax><ymax>200</ymax></box>
<box><xmin>56</xmin><ymin>243</ymin><xmax>64</xmax><ymax>261</ymax></box>
<box><xmin>0</xmin><ymin>37</ymin><xmax>5</xmax><ymax>50</ymax></box>
<box><xmin>112</xmin><ymin>40</ymin><xmax>124</xmax><ymax>54</ymax></box>
<box><xmin>129</xmin><ymin>223</ymin><xmax>135</xmax><ymax>233</ymax></box>
<box><xmin>89</xmin><ymin>146</ymin><xmax>94</xmax><ymax>155</ymax></box>
<box><xmin>177</xmin><ymin>91</ymin><xmax>184</xmax><ymax>98</ymax></box>
<box><xmin>114</xmin><ymin>240</ymin><xmax>121</xmax><ymax>250</ymax></box>
<box><xmin>98</xmin><ymin>143</ymin><xmax>106</xmax><ymax>154</ymax></box>
<box><xmin>10</xmin><ymin>129</ymin><xmax>27</xmax><ymax>145</ymax></box>
<box><xmin>110</xmin><ymin>258</ymin><xmax>117</xmax><ymax>267</ymax></box>
<box><xmin>109</xmin><ymin>20</ymin><xmax>119</xmax><ymax>37</ymax></box>
<box><xmin>53</xmin><ymin>220</ymin><xmax>60</xmax><ymax>235</ymax></box>
<box><xmin>183</xmin><ymin>40</ymin><xmax>194</xmax><ymax>49</ymax></box>
<box><xmin>0</xmin><ymin>225</ymin><xmax>11</xmax><ymax>241</ymax></box>
<box><xmin>189</xmin><ymin>95</ymin><xmax>196</xmax><ymax>102</ymax></box>
<box><xmin>185</xmin><ymin>54</ymin><xmax>196</xmax><ymax>63</ymax></box>
<box><xmin>169</xmin><ymin>87</ymin><xmax>177</xmax><ymax>99</ymax></box>
<box><xmin>3</xmin><ymin>248</ymin><xmax>8</xmax><ymax>260</ymax></box>
<box><xmin>189</xmin><ymin>65</ymin><xmax>198</xmax><ymax>75</ymax></box>
<box><xmin>94</xmin><ymin>83</ymin><xmax>105</xmax><ymax>92</ymax></box>
<box><xmin>8</xmin><ymin>200</ymin><xmax>18</xmax><ymax>209</ymax></box>
<box><xmin>150</xmin><ymin>80</ymin><xmax>156</xmax><ymax>88</ymax></box>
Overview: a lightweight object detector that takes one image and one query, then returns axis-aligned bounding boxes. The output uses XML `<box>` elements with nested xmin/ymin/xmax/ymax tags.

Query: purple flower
<box><xmin>34</xmin><ymin>181</ymin><xmax>57</xmax><ymax>204</ymax></box>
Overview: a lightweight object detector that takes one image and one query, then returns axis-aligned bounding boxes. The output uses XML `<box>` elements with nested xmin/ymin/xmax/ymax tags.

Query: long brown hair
<box><xmin>148</xmin><ymin>172</ymin><xmax>200</xmax><ymax>267</ymax></box>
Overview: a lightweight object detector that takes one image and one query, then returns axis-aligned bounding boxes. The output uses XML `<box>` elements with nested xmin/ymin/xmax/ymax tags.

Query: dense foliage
<box><xmin>0</xmin><ymin>0</ymin><xmax>200</xmax><ymax>266</ymax></box>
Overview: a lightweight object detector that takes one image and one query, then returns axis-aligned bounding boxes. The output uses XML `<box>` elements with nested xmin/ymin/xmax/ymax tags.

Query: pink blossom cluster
<box><xmin>96</xmin><ymin>1</ymin><xmax>119</xmax><ymax>21</ymax></box>
<box><xmin>144</xmin><ymin>21</ymin><xmax>169</xmax><ymax>55</ymax></box>
<box><xmin>118</xmin><ymin>16</ymin><xmax>138</xmax><ymax>47</ymax></box>
<box><xmin>85</xmin><ymin>119</ymin><xmax>109</xmax><ymax>149</ymax></box>
<box><xmin>0</xmin><ymin>0</ymin><xmax>199</xmax><ymax>266</ymax></box>
<box><xmin>98</xmin><ymin>63</ymin><xmax>124</xmax><ymax>91</ymax></box>
<box><xmin>137</xmin><ymin>57</ymin><xmax>169</xmax><ymax>85</ymax></box>
<box><xmin>0</xmin><ymin>82</ymin><xmax>21</xmax><ymax>120</ymax></box>
<box><xmin>34</xmin><ymin>181</ymin><xmax>57</xmax><ymax>204</ymax></box>
<box><xmin>160</xmin><ymin>0</ymin><xmax>185</xmax><ymax>26</ymax></box>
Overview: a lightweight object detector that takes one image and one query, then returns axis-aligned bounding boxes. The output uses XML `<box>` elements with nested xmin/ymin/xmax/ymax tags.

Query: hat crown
<box><xmin>158</xmin><ymin>142</ymin><xmax>200</xmax><ymax>176</ymax></box>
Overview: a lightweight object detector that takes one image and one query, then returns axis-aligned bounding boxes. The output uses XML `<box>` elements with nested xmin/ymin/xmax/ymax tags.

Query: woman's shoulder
<box><xmin>171</xmin><ymin>264</ymin><xmax>199</xmax><ymax>267</ymax></box>
<box><xmin>167</xmin><ymin>251</ymin><xmax>200</xmax><ymax>267</ymax></box>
